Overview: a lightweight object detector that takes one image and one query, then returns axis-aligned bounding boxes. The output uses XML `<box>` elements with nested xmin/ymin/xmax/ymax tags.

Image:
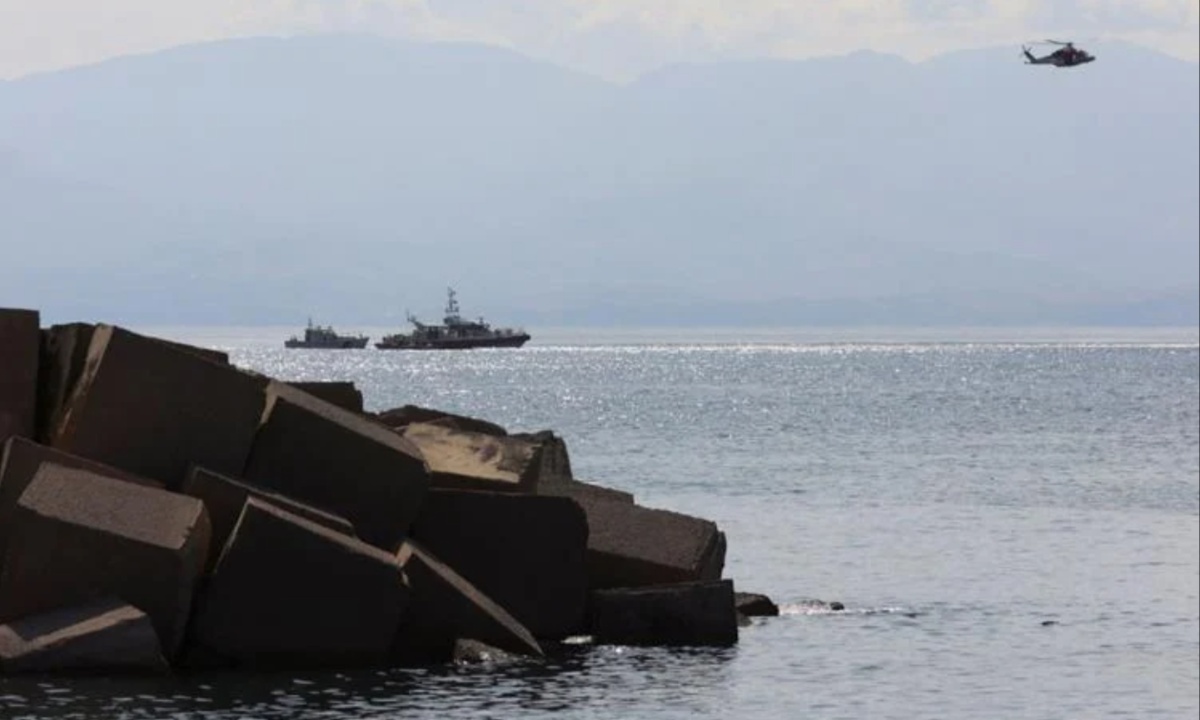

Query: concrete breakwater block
<box><xmin>573</xmin><ymin>496</ymin><xmax>727</xmax><ymax>590</ymax></box>
<box><xmin>392</xmin><ymin>541</ymin><xmax>542</xmax><ymax>664</ymax></box>
<box><xmin>36</xmin><ymin>323</ymin><xmax>95</xmax><ymax>444</ymax></box>
<box><xmin>182</xmin><ymin>465</ymin><xmax>358</xmax><ymax>574</ymax></box>
<box><xmin>376</xmin><ymin>404</ymin><xmax>508</xmax><ymax>436</ymax></box>
<box><xmin>285</xmin><ymin>381</ymin><xmax>364</xmax><ymax>414</ymax></box>
<box><xmin>0</xmin><ymin>308</ymin><xmax>40</xmax><ymax>445</ymax></box>
<box><xmin>541</xmin><ymin>477</ymin><xmax>635</xmax><ymax>505</ymax></box>
<box><xmin>0</xmin><ymin>596</ymin><xmax>168</xmax><ymax>675</ymax></box>
<box><xmin>0</xmin><ymin>437</ymin><xmax>163</xmax><ymax>578</ymax></box>
<box><xmin>48</xmin><ymin>325</ymin><xmax>267</xmax><ymax>490</ymax></box>
<box><xmin>512</xmin><ymin>430</ymin><xmax>575</xmax><ymax>489</ymax></box>
<box><xmin>242</xmin><ymin>382</ymin><xmax>430</xmax><ymax>551</ymax></box>
<box><xmin>590</xmin><ymin>579</ymin><xmax>739</xmax><ymax>647</ymax></box>
<box><xmin>190</xmin><ymin>497</ymin><xmax>408</xmax><ymax>669</ymax></box>
<box><xmin>0</xmin><ymin>464</ymin><xmax>210</xmax><ymax>659</ymax></box>
<box><xmin>410</xmin><ymin>489</ymin><xmax>589</xmax><ymax>640</ymax></box>
<box><xmin>400</xmin><ymin>423</ymin><xmax>546</xmax><ymax>494</ymax></box>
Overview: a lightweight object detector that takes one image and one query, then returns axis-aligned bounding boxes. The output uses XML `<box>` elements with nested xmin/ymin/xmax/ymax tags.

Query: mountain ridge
<box><xmin>1</xmin><ymin>34</ymin><xmax>1195</xmax><ymax>327</ymax></box>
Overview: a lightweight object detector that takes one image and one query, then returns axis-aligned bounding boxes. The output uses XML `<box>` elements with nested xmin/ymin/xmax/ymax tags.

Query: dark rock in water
<box><xmin>735</xmin><ymin>592</ymin><xmax>779</xmax><ymax>617</ymax></box>
<box><xmin>0</xmin><ymin>596</ymin><xmax>167</xmax><ymax>675</ymax></box>
<box><xmin>376</xmin><ymin>404</ymin><xmax>508</xmax><ymax>436</ymax></box>
<box><xmin>829</xmin><ymin>601</ymin><xmax>845</xmax><ymax>612</ymax></box>
<box><xmin>590</xmin><ymin>579</ymin><xmax>739</xmax><ymax>647</ymax></box>
<box><xmin>452</xmin><ymin>638</ymin><xmax>524</xmax><ymax>665</ymax></box>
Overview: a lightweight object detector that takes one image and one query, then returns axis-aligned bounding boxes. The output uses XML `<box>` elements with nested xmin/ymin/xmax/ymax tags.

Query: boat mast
<box><xmin>444</xmin><ymin>287</ymin><xmax>462</xmax><ymax>324</ymax></box>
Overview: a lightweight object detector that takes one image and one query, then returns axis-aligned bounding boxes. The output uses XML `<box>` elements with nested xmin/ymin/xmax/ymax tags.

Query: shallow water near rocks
<box><xmin>1</xmin><ymin>327</ymin><xmax>1196</xmax><ymax>720</ymax></box>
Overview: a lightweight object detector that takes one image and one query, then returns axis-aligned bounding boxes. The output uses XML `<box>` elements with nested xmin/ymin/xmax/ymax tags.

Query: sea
<box><xmin>1</xmin><ymin>325</ymin><xmax>1196</xmax><ymax>720</ymax></box>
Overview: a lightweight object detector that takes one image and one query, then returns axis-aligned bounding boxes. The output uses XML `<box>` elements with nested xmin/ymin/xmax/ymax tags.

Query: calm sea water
<box><xmin>2</xmin><ymin>327</ymin><xmax>1196</xmax><ymax>720</ymax></box>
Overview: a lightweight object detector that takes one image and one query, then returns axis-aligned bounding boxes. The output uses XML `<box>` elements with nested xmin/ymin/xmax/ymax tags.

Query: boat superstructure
<box><xmin>375</xmin><ymin>288</ymin><xmax>530</xmax><ymax>350</ymax></box>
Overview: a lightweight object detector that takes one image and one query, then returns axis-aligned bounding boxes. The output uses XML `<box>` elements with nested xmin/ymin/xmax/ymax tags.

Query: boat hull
<box><xmin>374</xmin><ymin>333</ymin><xmax>531</xmax><ymax>350</ymax></box>
<box><xmin>284</xmin><ymin>338</ymin><xmax>370</xmax><ymax>349</ymax></box>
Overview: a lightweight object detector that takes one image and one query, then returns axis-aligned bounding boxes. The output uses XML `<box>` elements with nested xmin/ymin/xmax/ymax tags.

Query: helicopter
<box><xmin>1022</xmin><ymin>39</ymin><xmax>1096</xmax><ymax>68</ymax></box>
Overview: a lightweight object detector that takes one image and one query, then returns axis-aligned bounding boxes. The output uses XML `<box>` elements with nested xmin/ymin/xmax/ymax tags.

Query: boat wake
<box><xmin>778</xmin><ymin>600</ymin><xmax>918</xmax><ymax>617</ymax></box>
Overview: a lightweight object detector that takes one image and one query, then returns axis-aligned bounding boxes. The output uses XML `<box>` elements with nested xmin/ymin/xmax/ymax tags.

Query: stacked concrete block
<box><xmin>0</xmin><ymin>596</ymin><xmax>168</xmax><ymax>674</ymax></box>
<box><xmin>590</xmin><ymin>580</ymin><xmax>739</xmax><ymax>647</ymax></box>
<box><xmin>181</xmin><ymin>465</ymin><xmax>357</xmax><ymax>573</ymax></box>
<box><xmin>376</xmin><ymin>404</ymin><xmax>508</xmax><ymax>436</ymax></box>
<box><xmin>512</xmin><ymin>430</ymin><xmax>574</xmax><ymax>489</ymax></box>
<box><xmin>241</xmin><ymin>382</ymin><xmax>430</xmax><ymax>551</ymax></box>
<box><xmin>0</xmin><ymin>464</ymin><xmax>210</xmax><ymax>659</ymax></box>
<box><xmin>190</xmin><ymin>498</ymin><xmax>408</xmax><ymax>669</ymax></box>
<box><xmin>286</xmin><ymin>381</ymin><xmax>364</xmax><ymax>413</ymax></box>
<box><xmin>48</xmin><ymin>324</ymin><xmax>268</xmax><ymax>490</ymax></box>
<box><xmin>0</xmin><ymin>437</ymin><xmax>163</xmax><ymax>577</ymax></box>
<box><xmin>0</xmin><ymin>308</ymin><xmax>40</xmax><ymax>445</ymax></box>
<box><xmin>541</xmin><ymin>477</ymin><xmax>635</xmax><ymax>505</ymax></box>
<box><xmin>572</xmin><ymin>496</ymin><xmax>727</xmax><ymax>590</ymax></box>
<box><xmin>35</xmin><ymin>322</ymin><xmax>96</xmax><ymax>443</ymax></box>
<box><xmin>0</xmin><ymin>309</ymin><xmax>750</xmax><ymax>675</ymax></box>
<box><xmin>410</xmin><ymin>489</ymin><xmax>589</xmax><ymax>639</ymax></box>
<box><xmin>400</xmin><ymin>422</ymin><xmax>545</xmax><ymax>493</ymax></box>
<box><xmin>392</xmin><ymin>541</ymin><xmax>542</xmax><ymax>664</ymax></box>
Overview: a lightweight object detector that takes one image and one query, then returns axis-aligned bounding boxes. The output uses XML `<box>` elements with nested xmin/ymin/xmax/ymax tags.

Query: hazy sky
<box><xmin>2</xmin><ymin>0</ymin><xmax>1197</xmax><ymax>80</ymax></box>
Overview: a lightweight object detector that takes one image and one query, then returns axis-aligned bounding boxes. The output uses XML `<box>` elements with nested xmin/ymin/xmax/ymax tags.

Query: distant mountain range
<box><xmin>1</xmin><ymin>34</ymin><xmax>1196</xmax><ymax>327</ymax></box>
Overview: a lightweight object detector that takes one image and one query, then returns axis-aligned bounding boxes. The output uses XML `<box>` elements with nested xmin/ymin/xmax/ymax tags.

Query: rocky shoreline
<box><xmin>0</xmin><ymin>308</ymin><xmax>778</xmax><ymax>675</ymax></box>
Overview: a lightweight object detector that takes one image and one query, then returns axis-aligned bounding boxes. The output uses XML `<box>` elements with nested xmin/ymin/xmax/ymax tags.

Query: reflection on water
<box><xmin>0</xmin><ymin>643</ymin><xmax>738</xmax><ymax>720</ymax></box>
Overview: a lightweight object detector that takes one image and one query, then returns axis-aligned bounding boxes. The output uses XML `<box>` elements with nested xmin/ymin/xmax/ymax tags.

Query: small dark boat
<box><xmin>284</xmin><ymin>319</ymin><xmax>369</xmax><ymax>349</ymax></box>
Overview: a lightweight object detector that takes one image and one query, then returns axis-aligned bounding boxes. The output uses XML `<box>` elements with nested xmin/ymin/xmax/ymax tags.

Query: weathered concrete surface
<box><xmin>154</xmin><ymin>338</ymin><xmax>229</xmax><ymax>366</ymax></box>
<box><xmin>590</xmin><ymin>580</ymin><xmax>739</xmax><ymax>647</ymax></box>
<box><xmin>49</xmin><ymin>325</ymin><xmax>268</xmax><ymax>490</ymax></box>
<box><xmin>242</xmin><ymin>382</ymin><xmax>430</xmax><ymax>551</ymax></box>
<box><xmin>0</xmin><ymin>596</ymin><xmax>168</xmax><ymax>674</ymax></box>
<box><xmin>191</xmin><ymin>497</ymin><xmax>408</xmax><ymax>669</ymax></box>
<box><xmin>541</xmin><ymin>477</ymin><xmax>635</xmax><ymax>505</ymax></box>
<box><xmin>376</xmin><ymin>404</ymin><xmax>507</xmax><ymax>436</ymax></box>
<box><xmin>35</xmin><ymin>323</ymin><xmax>96</xmax><ymax>444</ymax></box>
<box><xmin>392</xmin><ymin>541</ymin><xmax>542</xmax><ymax>665</ymax></box>
<box><xmin>0</xmin><ymin>308</ymin><xmax>40</xmax><ymax>446</ymax></box>
<box><xmin>0</xmin><ymin>464</ymin><xmax>210</xmax><ymax>658</ymax></box>
<box><xmin>182</xmin><ymin>465</ymin><xmax>357</xmax><ymax>573</ymax></box>
<box><xmin>410</xmin><ymin>489</ymin><xmax>588</xmax><ymax>639</ymax></box>
<box><xmin>512</xmin><ymin>430</ymin><xmax>574</xmax><ymax>489</ymax></box>
<box><xmin>400</xmin><ymin>423</ymin><xmax>543</xmax><ymax>493</ymax></box>
<box><xmin>734</xmin><ymin>592</ymin><xmax>779</xmax><ymax>617</ymax></box>
<box><xmin>0</xmin><ymin>437</ymin><xmax>163</xmax><ymax>578</ymax></box>
<box><xmin>573</xmin><ymin>496</ymin><xmax>726</xmax><ymax>590</ymax></box>
<box><xmin>286</xmin><ymin>381</ymin><xmax>364</xmax><ymax>414</ymax></box>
